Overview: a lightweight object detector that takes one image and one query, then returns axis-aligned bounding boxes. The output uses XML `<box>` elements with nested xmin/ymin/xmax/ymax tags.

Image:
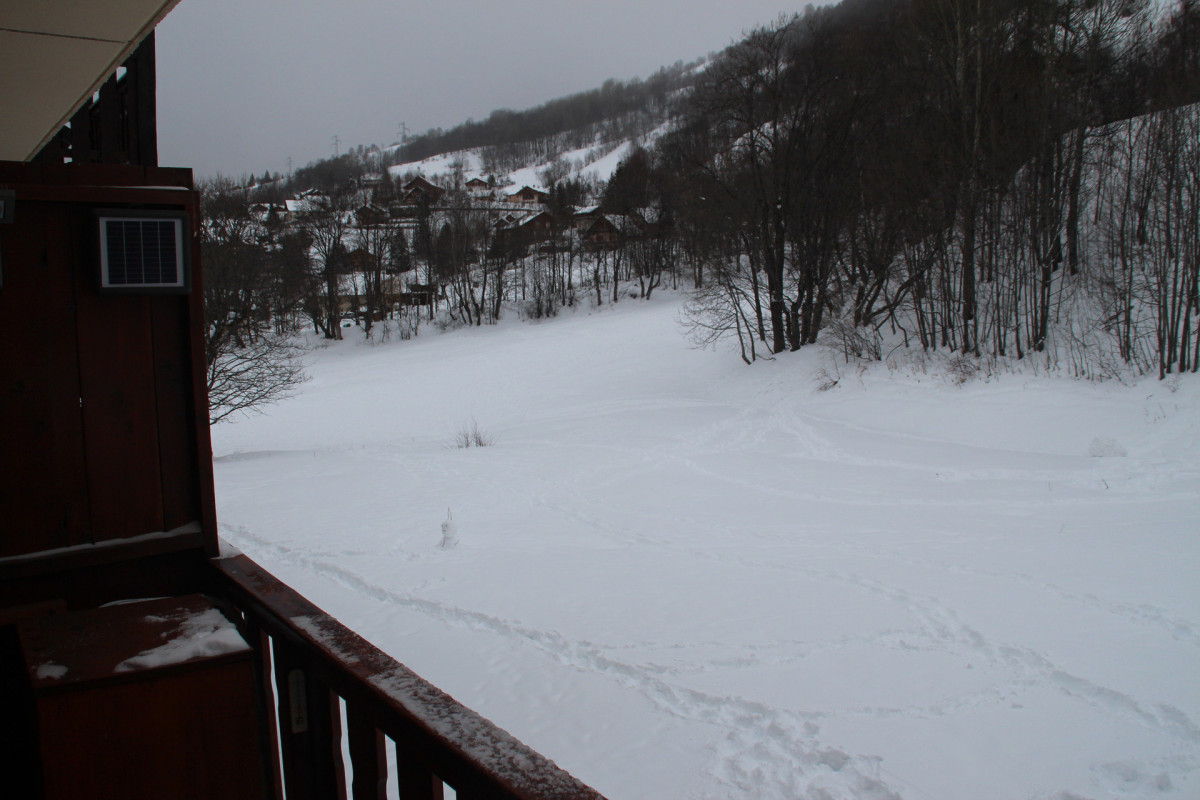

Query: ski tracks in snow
<box><xmin>221</xmin><ymin>519</ymin><xmax>1199</xmax><ymax>800</ymax></box>
<box><xmin>221</xmin><ymin>521</ymin><xmax>905</xmax><ymax>799</ymax></box>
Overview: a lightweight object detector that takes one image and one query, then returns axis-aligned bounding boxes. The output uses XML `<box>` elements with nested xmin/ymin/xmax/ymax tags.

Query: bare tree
<box><xmin>199</xmin><ymin>179</ymin><xmax>309</xmax><ymax>423</ymax></box>
<box><xmin>303</xmin><ymin>187</ymin><xmax>355</xmax><ymax>339</ymax></box>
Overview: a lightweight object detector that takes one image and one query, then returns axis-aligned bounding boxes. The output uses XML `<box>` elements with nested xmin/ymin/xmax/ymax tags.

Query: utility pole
<box><xmin>332</xmin><ymin>134</ymin><xmax>340</xmax><ymax>157</ymax></box>
<box><xmin>396</xmin><ymin>122</ymin><xmax>408</xmax><ymax>145</ymax></box>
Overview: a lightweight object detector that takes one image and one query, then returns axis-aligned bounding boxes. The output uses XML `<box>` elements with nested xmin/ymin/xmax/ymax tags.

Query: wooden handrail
<box><xmin>208</xmin><ymin>553</ymin><xmax>607</xmax><ymax>800</ymax></box>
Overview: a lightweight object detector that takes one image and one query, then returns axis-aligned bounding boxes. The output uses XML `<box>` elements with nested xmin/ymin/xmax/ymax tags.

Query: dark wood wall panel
<box><xmin>0</xmin><ymin>202</ymin><xmax>90</xmax><ymax>557</ymax></box>
<box><xmin>0</xmin><ymin>164</ymin><xmax>216</xmax><ymax>564</ymax></box>
<box><xmin>73</xmin><ymin>247</ymin><xmax>166</xmax><ymax>541</ymax></box>
<box><xmin>151</xmin><ymin>298</ymin><xmax>201</xmax><ymax>530</ymax></box>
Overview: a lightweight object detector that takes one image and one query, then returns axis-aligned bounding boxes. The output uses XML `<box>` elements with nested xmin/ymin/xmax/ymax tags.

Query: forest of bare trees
<box><xmin>665</xmin><ymin>0</ymin><xmax>1199</xmax><ymax>377</ymax></box>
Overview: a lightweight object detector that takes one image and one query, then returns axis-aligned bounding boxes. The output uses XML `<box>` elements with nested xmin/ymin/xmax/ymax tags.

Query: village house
<box><xmin>572</xmin><ymin>204</ymin><xmax>606</xmax><ymax>231</ymax></box>
<box><xmin>354</xmin><ymin>202</ymin><xmax>389</xmax><ymax>227</ymax></box>
<box><xmin>402</xmin><ymin>176</ymin><xmax>446</xmax><ymax>205</ymax></box>
<box><xmin>582</xmin><ymin>215</ymin><xmax>623</xmax><ymax>250</ymax></box>
<box><xmin>505</xmin><ymin>184</ymin><xmax>550</xmax><ymax>205</ymax></box>
<box><xmin>464</xmin><ymin>176</ymin><xmax>492</xmax><ymax>197</ymax></box>
<box><xmin>492</xmin><ymin>209</ymin><xmax>560</xmax><ymax>255</ymax></box>
<box><xmin>358</xmin><ymin>172</ymin><xmax>385</xmax><ymax>189</ymax></box>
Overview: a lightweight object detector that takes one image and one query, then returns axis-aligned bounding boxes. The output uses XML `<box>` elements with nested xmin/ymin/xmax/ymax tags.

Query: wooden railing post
<box><xmin>393</xmin><ymin>730</ymin><xmax>444</xmax><ymax>800</ymax></box>
<box><xmin>347</xmin><ymin>704</ymin><xmax>388</xmax><ymax>800</ymax></box>
<box><xmin>272</xmin><ymin>639</ymin><xmax>348</xmax><ymax>800</ymax></box>
<box><xmin>244</xmin><ymin>618</ymin><xmax>285</xmax><ymax>800</ymax></box>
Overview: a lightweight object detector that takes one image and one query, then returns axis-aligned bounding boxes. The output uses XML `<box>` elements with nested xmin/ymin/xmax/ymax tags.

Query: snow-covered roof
<box><xmin>515</xmin><ymin>211</ymin><xmax>553</xmax><ymax>228</ymax></box>
<box><xmin>506</xmin><ymin>185</ymin><xmax>549</xmax><ymax>198</ymax></box>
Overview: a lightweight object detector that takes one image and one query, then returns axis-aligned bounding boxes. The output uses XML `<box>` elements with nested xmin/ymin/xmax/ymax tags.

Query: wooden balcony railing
<box><xmin>208</xmin><ymin>553</ymin><xmax>607</xmax><ymax>800</ymax></box>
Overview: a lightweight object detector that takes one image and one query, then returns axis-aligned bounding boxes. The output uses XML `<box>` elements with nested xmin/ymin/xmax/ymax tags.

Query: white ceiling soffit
<box><xmin>0</xmin><ymin>0</ymin><xmax>183</xmax><ymax>162</ymax></box>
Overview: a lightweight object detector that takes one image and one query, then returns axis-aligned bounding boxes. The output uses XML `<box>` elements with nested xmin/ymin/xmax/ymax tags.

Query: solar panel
<box><xmin>95</xmin><ymin>211</ymin><xmax>190</xmax><ymax>293</ymax></box>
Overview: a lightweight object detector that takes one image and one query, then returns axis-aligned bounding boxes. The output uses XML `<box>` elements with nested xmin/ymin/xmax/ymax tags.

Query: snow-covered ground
<box><xmin>212</xmin><ymin>294</ymin><xmax>1199</xmax><ymax>800</ymax></box>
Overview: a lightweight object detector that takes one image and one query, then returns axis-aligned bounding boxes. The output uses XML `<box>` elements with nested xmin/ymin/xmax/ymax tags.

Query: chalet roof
<box><xmin>493</xmin><ymin>210</ymin><xmax>540</xmax><ymax>231</ymax></box>
<box><xmin>404</xmin><ymin>176</ymin><xmax>443</xmax><ymax>192</ymax></box>
<box><xmin>0</xmin><ymin>0</ymin><xmax>182</xmax><ymax>161</ymax></box>
<box><xmin>286</xmin><ymin>196</ymin><xmax>332</xmax><ymax>216</ymax></box>
<box><xmin>516</xmin><ymin>210</ymin><xmax>553</xmax><ymax>228</ymax></box>
<box><xmin>506</xmin><ymin>185</ymin><xmax>549</xmax><ymax>199</ymax></box>
<box><xmin>604</xmin><ymin>214</ymin><xmax>643</xmax><ymax>234</ymax></box>
<box><xmin>584</xmin><ymin>216</ymin><xmax>619</xmax><ymax>233</ymax></box>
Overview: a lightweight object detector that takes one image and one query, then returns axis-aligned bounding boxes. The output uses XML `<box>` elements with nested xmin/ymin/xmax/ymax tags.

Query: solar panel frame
<box><xmin>94</xmin><ymin>208</ymin><xmax>191</xmax><ymax>294</ymax></box>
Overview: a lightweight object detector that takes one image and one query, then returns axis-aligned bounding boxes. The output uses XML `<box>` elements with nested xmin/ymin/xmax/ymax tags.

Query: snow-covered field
<box><xmin>212</xmin><ymin>294</ymin><xmax>1199</xmax><ymax>800</ymax></box>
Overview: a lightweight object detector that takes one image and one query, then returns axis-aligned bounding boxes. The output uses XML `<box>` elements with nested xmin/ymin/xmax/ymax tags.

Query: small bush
<box><xmin>813</xmin><ymin>365</ymin><xmax>841</xmax><ymax>392</ymax></box>
<box><xmin>944</xmin><ymin>354</ymin><xmax>979</xmax><ymax>385</ymax></box>
<box><xmin>826</xmin><ymin>316</ymin><xmax>882</xmax><ymax>362</ymax></box>
<box><xmin>453</xmin><ymin>419</ymin><xmax>495</xmax><ymax>448</ymax></box>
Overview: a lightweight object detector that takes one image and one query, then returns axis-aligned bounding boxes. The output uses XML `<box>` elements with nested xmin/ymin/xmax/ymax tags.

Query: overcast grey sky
<box><xmin>156</xmin><ymin>1</ymin><xmax>828</xmax><ymax>178</ymax></box>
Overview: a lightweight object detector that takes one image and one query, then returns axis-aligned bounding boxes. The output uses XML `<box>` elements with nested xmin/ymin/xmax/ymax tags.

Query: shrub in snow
<box><xmin>433</xmin><ymin>310</ymin><xmax>466</xmax><ymax>332</ymax></box>
<box><xmin>453</xmin><ymin>419</ymin><xmax>495</xmax><ymax>448</ymax></box>
<box><xmin>1088</xmin><ymin>437</ymin><xmax>1127</xmax><ymax>457</ymax></box>
<box><xmin>813</xmin><ymin>365</ymin><xmax>840</xmax><ymax>392</ymax></box>
<box><xmin>825</xmin><ymin>315</ymin><xmax>882</xmax><ymax>362</ymax></box>
<box><xmin>944</xmin><ymin>354</ymin><xmax>979</xmax><ymax>385</ymax></box>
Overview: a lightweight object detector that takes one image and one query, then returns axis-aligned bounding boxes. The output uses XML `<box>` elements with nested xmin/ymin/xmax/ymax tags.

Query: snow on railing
<box><xmin>210</xmin><ymin>553</ymin><xmax>606</xmax><ymax>800</ymax></box>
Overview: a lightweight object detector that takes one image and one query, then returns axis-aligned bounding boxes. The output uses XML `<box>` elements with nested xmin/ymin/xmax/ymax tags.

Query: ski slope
<box><xmin>212</xmin><ymin>294</ymin><xmax>1200</xmax><ymax>800</ymax></box>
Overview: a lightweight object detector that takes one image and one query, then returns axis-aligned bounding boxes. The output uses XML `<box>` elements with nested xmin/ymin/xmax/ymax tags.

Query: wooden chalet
<box><xmin>504</xmin><ymin>185</ymin><xmax>550</xmax><ymax>205</ymax></box>
<box><xmin>493</xmin><ymin>211</ymin><xmax>559</xmax><ymax>256</ymax></box>
<box><xmin>402</xmin><ymin>176</ymin><xmax>446</xmax><ymax>205</ymax></box>
<box><xmin>517</xmin><ymin>210</ymin><xmax>557</xmax><ymax>239</ymax></box>
<box><xmin>582</xmin><ymin>216</ymin><xmax>622</xmax><ymax>251</ymax></box>
<box><xmin>0</xmin><ymin>5</ymin><xmax>606</xmax><ymax>800</ymax></box>
<box><xmin>571</xmin><ymin>206</ymin><xmax>605</xmax><ymax>231</ymax></box>
<box><xmin>355</xmin><ymin>203</ymin><xmax>389</xmax><ymax>227</ymax></box>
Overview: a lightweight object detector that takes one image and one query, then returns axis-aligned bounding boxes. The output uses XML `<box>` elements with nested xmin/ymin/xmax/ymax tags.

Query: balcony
<box><xmin>210</xmin><ymin>551</ymin><xmax>606</xmax><ymax>800</ymax></box>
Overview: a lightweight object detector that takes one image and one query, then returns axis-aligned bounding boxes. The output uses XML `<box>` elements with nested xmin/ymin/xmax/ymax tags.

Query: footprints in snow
<box><xmin>220</xmin><ymin>521</ymin><xmax>1200</xmax><ymax>799</ymax></box>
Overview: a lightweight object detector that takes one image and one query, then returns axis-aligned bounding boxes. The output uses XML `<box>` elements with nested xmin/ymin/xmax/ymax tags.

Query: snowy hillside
<box><xmin>212</xmin><ymin>295</ymin><xmax>1200</xmax><ymax>800</ymax></box>
<box><xmin>385</xmin><ymin>121</ymin><xmax>672</xmax><ymax>191</ymax></box>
